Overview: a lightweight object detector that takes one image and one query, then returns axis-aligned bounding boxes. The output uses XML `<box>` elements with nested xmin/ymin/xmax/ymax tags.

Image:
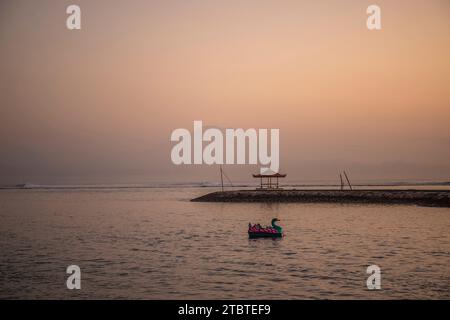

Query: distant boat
<box><xmin>15</xmin><ymin>183</ymin><xmax>35</xmax><ymax>189</ymax></box>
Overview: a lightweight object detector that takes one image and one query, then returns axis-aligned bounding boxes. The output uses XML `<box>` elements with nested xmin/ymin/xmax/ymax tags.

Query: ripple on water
<box><xmin>1</xmin><ymin>188</ymin><xmax>449</xmax><ymax>299</ymax></box>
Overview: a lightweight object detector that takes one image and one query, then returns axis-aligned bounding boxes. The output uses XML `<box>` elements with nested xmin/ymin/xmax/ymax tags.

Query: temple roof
<box><xmin>253</xmin><ymin>172</ymin><xmax>286</xmax><ymax>178</ymax></box>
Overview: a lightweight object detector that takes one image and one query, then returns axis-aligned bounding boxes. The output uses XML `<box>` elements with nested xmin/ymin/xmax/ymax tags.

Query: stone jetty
<box><xmin>191</xmin><ymin>189</ymin><xmax>450</xmax><ymax>207</ymax></box>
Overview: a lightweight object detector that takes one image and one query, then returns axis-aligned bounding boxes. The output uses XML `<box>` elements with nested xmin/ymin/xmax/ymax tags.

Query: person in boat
<box><xmin>248</xmin><ymin>219</ymin><xmax>282</xmax><ymax>233</ymax></box>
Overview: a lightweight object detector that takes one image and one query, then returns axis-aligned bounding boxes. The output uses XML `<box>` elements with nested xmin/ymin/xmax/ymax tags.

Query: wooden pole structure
<box><xmin>340</xmin><ymin>173</ymin><xmax>344</xmax><ymax>190</ymax></box>
<box><xmin>343</xmin><ymin>171</ymin><xmax>353</xmax><ymax>191</ymax></box>
<box><xmin>220</xmin><ymin>165</ymin><xmax>224</xmax><ymax>192</ymax></box>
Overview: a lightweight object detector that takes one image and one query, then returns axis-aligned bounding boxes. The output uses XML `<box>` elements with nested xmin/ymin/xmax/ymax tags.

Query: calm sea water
<box><xmin>0</xmin><ymin>187</ymin><xmax>449</xmax><ymax>299</ymax></box>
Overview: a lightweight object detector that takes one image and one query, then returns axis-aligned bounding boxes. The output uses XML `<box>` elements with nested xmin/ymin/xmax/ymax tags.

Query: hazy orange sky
<box><xmin>1</xmin><ymin>0</ymin><xmax>449</xmax><ymax>184</ymax></box>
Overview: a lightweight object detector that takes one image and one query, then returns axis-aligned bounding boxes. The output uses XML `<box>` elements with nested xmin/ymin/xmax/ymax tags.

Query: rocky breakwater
<box><xmin>191</xmin><ymin>189</ymin><xmax>450</xmax><ymax>207</ymax></box>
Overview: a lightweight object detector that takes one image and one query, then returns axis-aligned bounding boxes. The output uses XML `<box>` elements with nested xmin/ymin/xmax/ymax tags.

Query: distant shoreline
<box><xmin>191</xmin><ymin>189</ymin><xmax>450</xmax><ymax>208</ymax></box>
<box><xmin>1</xmin><ymin>181</ymin><xmax>449</xmax><ymax>190</ymax></box>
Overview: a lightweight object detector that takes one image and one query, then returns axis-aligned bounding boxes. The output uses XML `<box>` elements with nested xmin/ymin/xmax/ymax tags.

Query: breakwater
<box><xmin>191</xmin><ymin>189</ymin><xmax>450</xmax><ymax>207</ymax></box>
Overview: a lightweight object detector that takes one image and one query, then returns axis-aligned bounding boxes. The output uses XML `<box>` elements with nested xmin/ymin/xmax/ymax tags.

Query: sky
<box><xmin>1</xmin><ymin>0</ymin><xmax>450</xmax><ymax>185</ymax></box>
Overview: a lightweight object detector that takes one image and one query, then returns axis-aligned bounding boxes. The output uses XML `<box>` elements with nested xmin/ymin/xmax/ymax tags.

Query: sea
<box><xmin>0</xmin><ymin>184</ymin><xmax>449</xmax><ymax>299</ymax></box>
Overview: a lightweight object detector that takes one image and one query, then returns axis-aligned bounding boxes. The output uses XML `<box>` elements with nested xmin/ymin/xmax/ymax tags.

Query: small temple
<box><xmin>253</xmin><ymin>170</ymin><xmax>287</xmax><ymax>189</ymax></box>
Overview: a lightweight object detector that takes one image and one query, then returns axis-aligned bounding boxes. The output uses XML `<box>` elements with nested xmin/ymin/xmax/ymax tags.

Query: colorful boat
<box><xmin>248</xmin><ymin>218</ymin><xmax>283</xmax><ymax>238</ymax></box>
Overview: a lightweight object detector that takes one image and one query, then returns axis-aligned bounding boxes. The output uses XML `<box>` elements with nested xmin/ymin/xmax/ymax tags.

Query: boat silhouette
<box><xmin>248</xmin><ymin>218</ymin><xmax>283</xmax><ymax>238</ymax></box>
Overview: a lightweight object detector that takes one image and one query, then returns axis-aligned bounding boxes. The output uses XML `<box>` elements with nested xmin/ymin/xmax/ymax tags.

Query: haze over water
<box><xmin>1</xmin><ymin>187</ymin><xmax>448</xmax><ymax>299</ymax></box>
<box><xmin>1</xmin><ymin>0</ymin><xmax>450</xmax><ymax>184</ymax></box>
